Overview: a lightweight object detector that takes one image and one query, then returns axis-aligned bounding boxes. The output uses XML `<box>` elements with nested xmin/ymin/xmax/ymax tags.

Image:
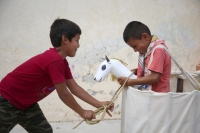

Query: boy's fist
<box><xmin>80</xmin><ymin>110</ymin><xmax>96</xmax><ymax>120</ymax></box>
<box><xmin>118</xmin><ymin>77</ymin><xmax>129</xmax><ymax>87</ymax></box>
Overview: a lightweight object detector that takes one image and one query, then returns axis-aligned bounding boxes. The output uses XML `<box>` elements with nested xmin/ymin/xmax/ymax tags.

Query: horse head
<box><xmin>94</xmin><ymin>55</ymin><xmax>138</xmax><ymax>82</ymax></box>
<box><xmin>94</xmin><ymin>55</ymin><xmax>112</xmax><ymax>82</ymax></box>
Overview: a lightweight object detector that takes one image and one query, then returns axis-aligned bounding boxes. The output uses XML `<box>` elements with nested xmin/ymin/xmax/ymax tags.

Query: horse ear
<box><xmin>105</xmin><ymin>55</ymin><xmax>110</xmax><ymax>62</ymax></box>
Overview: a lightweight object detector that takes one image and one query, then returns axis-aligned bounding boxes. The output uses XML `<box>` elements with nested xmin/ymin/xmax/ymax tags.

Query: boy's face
<box><xmin>64</xmin><ymin>34</ymin><xmax>80</xmax><ymax>57</ymax></box>
<box><xmin>126</xmin><ymin>33</ymin><xmax>151</xmax><ymax>55</ymax></box>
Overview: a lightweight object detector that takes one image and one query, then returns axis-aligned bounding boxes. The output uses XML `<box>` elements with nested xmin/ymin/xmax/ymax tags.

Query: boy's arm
<box><xmin>118</xmin><ymin>71</ymin><xmax>161</xmax><ymax>86</ymax></box>
<box><xmin>55</xmin><ymin>82</ymin><xmax>95</xmax><ymax>120</ymax></box>
<box><xmin>119</xmin><ymin>48</ymin><xmax>167</xmax><ymax>86</ymax></box>
<box><xmin>65</xmin><ymin>79</ymin><xmax>114</xmax><ymax>116</ymax></box>
<box><xmin>65</xmin><ymin>79</ymin><xmax>103</xmax><ymax>108</ymax></box>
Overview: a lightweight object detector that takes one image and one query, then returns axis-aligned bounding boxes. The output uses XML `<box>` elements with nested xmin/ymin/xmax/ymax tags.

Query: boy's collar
<box><xmin>151</xmin><ymin>35</ymin><xmax>158</xmax><ymax>43</ymax></box>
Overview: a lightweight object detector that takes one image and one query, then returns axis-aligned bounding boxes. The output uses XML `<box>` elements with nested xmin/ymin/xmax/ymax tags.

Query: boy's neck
<box><xmin>55</xmin><ymin>47</ymin><xmax>66</xmax><ymax>59</ymax></box>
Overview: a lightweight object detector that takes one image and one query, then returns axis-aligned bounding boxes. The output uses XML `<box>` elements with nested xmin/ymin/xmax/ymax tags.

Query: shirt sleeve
<box><xmin>47</xmin><ymin>60</ymin><xmax>66</xmax><ymax>84</ymax></box>
<box><xmin>148</xmin><ymin>48</ymin><xmax>166</xmax><ymax>74</ymax></box>
<box><xmin>64</xmin><ymin>59</ymin><xmax>73</xmax><ymax>79</ymax></box>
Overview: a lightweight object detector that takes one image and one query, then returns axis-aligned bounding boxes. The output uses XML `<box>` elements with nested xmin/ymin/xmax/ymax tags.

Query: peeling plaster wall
<box><xmin>0</xmin><ymin>0</ymin><xmax>200</xmax><ymax>122</ymax></box>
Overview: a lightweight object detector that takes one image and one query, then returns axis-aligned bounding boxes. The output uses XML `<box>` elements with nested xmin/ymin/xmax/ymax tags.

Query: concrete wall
<box><xmin>0</xmin><ymin>0</ymin><xmax>200</xmax><ymax>122</ymax></box>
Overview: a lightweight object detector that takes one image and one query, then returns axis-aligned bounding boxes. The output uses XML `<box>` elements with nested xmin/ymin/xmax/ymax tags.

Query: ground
<box><xmin>10</xmin><ymin>120</ymin><xmax>121</xmax><ymax>133</ymax></box>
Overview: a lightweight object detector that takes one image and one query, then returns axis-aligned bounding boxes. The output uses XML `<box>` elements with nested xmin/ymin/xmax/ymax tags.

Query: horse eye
<box><xmin>101</xmin><ymin>65</ymin><xmax>106</xmax><ymax>70</ymax></box>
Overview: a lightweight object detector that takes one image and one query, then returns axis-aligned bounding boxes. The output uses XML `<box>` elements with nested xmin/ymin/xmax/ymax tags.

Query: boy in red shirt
<box><xmin>118</xmin><ymin>21</ymin><xmax>171</xmax><ymax>92</ymax></box>
<box><xmin>0</xmin><ymin>18</ymin><xmax>114</xmax><ymax>133</ymax></box>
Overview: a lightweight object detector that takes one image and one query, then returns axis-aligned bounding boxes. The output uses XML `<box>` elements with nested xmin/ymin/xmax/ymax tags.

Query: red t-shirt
<box><xmin>145</xmin><ymin>48</ymin><xmax>171</xmax><ymax>92</ymax></box>
<box><xmin>0</xmin><ymin>48</ymin><xmax>73</xmax><ymax>110</ymax></box>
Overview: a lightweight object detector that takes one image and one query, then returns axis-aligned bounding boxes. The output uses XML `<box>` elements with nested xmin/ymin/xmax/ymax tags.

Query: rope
<box><xmin>72</xmin><ymin>72</ymin><xmax>134</xmax><ymax>129</ymax></box>
<box><xmin>150</xmin><ymin>44</ymin><xmax>200</xmax><ymax>90</ymax></box>
<box><xmin>163</xmin><ymin>48</ymin><xmax>200</xmax><ymax>90</ymax></box>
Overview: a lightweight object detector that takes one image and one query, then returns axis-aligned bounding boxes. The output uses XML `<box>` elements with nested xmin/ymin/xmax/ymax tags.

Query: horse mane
<box><xmin>106</xmin><ymin>58</ymin><xmax>128</xmax><ymax>82</ymax></box>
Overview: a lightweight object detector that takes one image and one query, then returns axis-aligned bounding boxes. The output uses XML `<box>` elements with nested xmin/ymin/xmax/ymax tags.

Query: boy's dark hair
<box><xmin>50</xmin><ymin>18</ymin><xmax>81</xmax><ymax>47</ymax></box>
<box><xmin>123</xmin><ymin>21</ymin><xmax>151</xmax><ymax>42</ymax></box>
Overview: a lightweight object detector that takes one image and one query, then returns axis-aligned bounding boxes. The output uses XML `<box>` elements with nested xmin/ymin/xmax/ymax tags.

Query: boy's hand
<box><xmin>130</xmin><ymin>68</ymin><xmax>138</xmax><ymax>75</ymax></box>
<box><xmin>99</xmin><ymin>101</ymin><xmax>114</xmax><ymax>117</ymax></box>
<box><xmin>118</xmin><ymin>77</ymin><xmax>129</xmax><ymax>87</ymax></box>
<box><xmin>80</xmin><ymin>110</ymin><xmax>96</xmax><ymax>120</ymax></box>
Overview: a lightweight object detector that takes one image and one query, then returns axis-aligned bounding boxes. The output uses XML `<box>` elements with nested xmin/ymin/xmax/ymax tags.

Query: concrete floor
<box><xmin>10</xmin><ymin>120</ymin><xmax>121</xmax><ymax>133</ymax></box>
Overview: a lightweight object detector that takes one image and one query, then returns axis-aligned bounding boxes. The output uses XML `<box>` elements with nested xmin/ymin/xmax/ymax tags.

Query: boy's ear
<box><xmin>142</xmin><ymin>33</ymin><xmax>150</xmax><ymax>41</ymax></box>
<box><xmin>61</xmin><ymin>35</ymin><xmax>69</xmax><ymax>44</ymax></box>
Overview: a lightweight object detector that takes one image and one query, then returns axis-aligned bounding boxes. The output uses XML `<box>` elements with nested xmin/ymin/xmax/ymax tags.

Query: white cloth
<box><xmin>121</xmin><ymin>87</ymin><xmax>200</xmax><ymax>133</ymax></box>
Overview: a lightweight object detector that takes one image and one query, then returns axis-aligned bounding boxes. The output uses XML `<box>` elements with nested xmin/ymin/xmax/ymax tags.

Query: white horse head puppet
<box><xmin>94</xmin><ymin>55</ymin><xmax>137</xmax><ymax>82</ymax></box>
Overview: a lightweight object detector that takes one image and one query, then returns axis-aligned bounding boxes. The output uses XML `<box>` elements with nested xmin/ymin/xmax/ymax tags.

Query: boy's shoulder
<box><xmin>151</xmin><ymin>47</ymin><xmax>170</xmax><ymax>60</ymax></box>
<box><xmin>25</xmin><ymin>48</ymin><xmax>64</xmax><ymax>67</ymax></box>
<box><xmin>39</xmin><ymin>48</ymin><xmax>62</xmax><ymax>60</ymax></box>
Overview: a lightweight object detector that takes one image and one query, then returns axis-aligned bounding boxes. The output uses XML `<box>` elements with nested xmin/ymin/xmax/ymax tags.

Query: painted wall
<box><xmin>0</xmin><ymin>0</ymin><xmax>200</xmax><ymax>122</ymax></box>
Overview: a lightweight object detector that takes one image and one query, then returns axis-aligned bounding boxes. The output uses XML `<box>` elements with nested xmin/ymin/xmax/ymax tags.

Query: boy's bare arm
<box><xmin>65</xmin><ymin>79</ymin><xmax>114</xmax><ymax>116</ymax></box>
<box><xmin>66</xmin><ymin>79</ymin><xmax>103</xmax><ymax>108</ymax></box>
<box><xmin>55</xmin><ymin>82</ymin><xmax>95</xmax><ymax>120</ymax></box>
<box><xmin>118</xmin><ymin>71</ymin><xmax>161</xmax><ymax>86</ymax></box>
